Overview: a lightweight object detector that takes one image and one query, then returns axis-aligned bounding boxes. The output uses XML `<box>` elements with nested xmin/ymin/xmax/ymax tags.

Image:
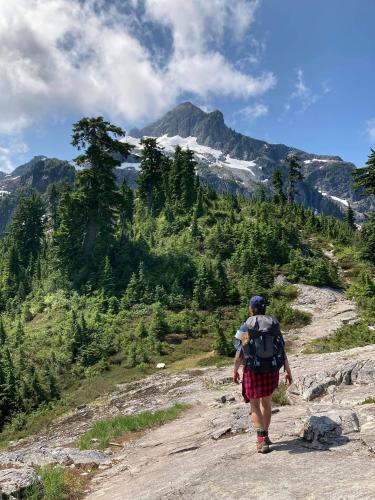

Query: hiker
<box><xmin>233</xmin><ymin>295</ymin><xmax>293</xmax><ymax>453</ymax></box>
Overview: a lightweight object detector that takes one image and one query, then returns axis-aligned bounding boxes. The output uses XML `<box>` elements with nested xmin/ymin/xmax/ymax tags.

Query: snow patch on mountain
<box><xmin>318</xmin><ymin>190</ymin><xmax>349</xmax><ymax>207</ymax></box>
<box><xmin>125</xmin><ymin>135</ymin><xmax>258</xmax><ymax>175</ymax></box>
<box><xmin>220</xmin><ymin>156</ymin><xmax>256</xmax><ymax>175</ymax></box>
<box><xmin>118</xmin><ymin>162</ymin><xmax>141</xmax><ymax>171</ymax></box>
<box><xmin>304</xmin><ymin>159</ymin><xmax>330</xmax><ymax>164</ymax></box>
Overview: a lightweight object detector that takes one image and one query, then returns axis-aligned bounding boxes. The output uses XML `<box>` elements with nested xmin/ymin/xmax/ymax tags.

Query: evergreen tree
<box><xmin>352</xmin><ymin>148</ymin><xmax>375</xmax><ymax>195</ymax></box>
<box><xmin>9</xmin><ymin>193</ymin><xmax>45</xmax><ymax>268</ymax></box>
<box><xmin>213</xmin><ymin>321</ymin><xmax>231</xmax><ymax>356</ymax></box>
<box><xmin>344</xmin><ymin>203</ymin><xmax>356</xmax><ymax>230</ymax></box>
<box><xmin>195</xmin><ymin>187</ymin><xmax>205</xmax><ymax>217</ymax></box>
<box><xmin>46</xmin><ymin>369</ymin><xmax>60</xmax><ymax>400</ymax></box>
<box><xmin>70</xmin><ymin>116</ymin><xmax>133</xmax><ymax>257</ymax></box>
<box><xmin>47</xmin><ymin>183</ymin><xmax>60</xmax><ymax>230</ymax></box>
<box><xmin>137</xmin><ymin>138</ymin><xmax>168</xmax><ymax>214</ymax></box>
<box><xmin>99</xmin><ymin>256</ymin><xmax>115</xmax><ymax>295</ymax></box>
<box><xmin>360</xmin><ymin>213</ymin><xmax>375</xmax><ymax>263</ymax></box>
<box><xmin>149</xmin><ymin>302</ymin><xmax>168</xmax><ymax>342</ymax></box>
<box><xmin>53</xmin><ymin>186</ymin><xmax>84</xmax><ymax>276</ymax></box>
<box><xmin>193</xmin><ymin>262</ymin><xmax>214</xmax><ymax>309</ymax></box>
<box><xmin>286</xmin><ymin>154</ymin><xmax>303</xmax><ymax>204</ymax></box>
<box><xmin>0</xmin><ymin>319</ymin><xmax>6</xmax><ymax>345</ymax></box>
<box><xmin>168</xmin><ymin>146</ymin><xmax>197</xmax><ymax>212</ymax></box>
<box><xmin>272</xmin><ymin>169</ymin><xmax>286</xmax><ymax>203</ymax></box>
<box><xmin>14</xmin><ymin>321</ymin><xmax>24</xmax><ymax>347</ymax></box>
<box><xmin>135</xmin><ymin>320</ymin><xmax>148</xmax><ymax>339</ymax></box>
<box><xmin>118</xmin><ymin>180</ymin><xmax>134</xmax><ymax>241</ymax></box>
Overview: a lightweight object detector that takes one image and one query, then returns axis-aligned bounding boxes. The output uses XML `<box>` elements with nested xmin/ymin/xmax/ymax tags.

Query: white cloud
<box><xmin>237</xmin><ymin>103</ymin><xmax>269</xmax><ymax>120</ymax></box>
<box><xmin>366</xmin><ymin>118</ymin><xmax>375</xmax><ymax>143</ymax></box>
<box><xmin>0</xmin><ymin>0</ymin><xmax>275</xmax><ymax>138</ymax></box>
<box><xmin>292</xmin><ymin>69</ymin><xmax>319</xmax><ymax>111</ymax></box>
<box><xmin>0</xmin><ymin>139</ymin><xmax>29</xmax><ymax>172</ymax></box>
<box><xmin>289</xmin><ymin>69</ymin><xmax>331</xmax><ymax>112</ymax></box>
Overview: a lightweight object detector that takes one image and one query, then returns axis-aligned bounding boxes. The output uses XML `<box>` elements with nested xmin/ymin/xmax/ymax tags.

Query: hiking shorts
<box><xmin>242</xmin><ymin>368</ymin><xmax>279</xmax><ymax>401</ymax></box>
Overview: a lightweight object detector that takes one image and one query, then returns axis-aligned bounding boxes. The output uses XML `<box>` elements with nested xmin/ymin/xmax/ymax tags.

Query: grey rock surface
<box><xmin>0</xmin><ymin>447</ymin><xmax>111</xmax><ymax>467</ymax></box>
<box><xmin>0</xmin><ymin>467</ymin><xmax>42</xmax><ymax>498</ymax></box>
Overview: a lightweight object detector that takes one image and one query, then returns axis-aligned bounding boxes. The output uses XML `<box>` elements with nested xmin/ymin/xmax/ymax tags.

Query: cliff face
<box><xmin>130</xmin><ymin>102</ymin><xmax>373</xmax><ymax>218</ymax></box>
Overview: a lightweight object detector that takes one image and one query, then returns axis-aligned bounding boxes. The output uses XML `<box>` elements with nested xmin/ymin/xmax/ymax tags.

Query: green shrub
<box><xmin>272</xmin><ymin>383</ymin><xmax>290</xmax><ymax>406</ymax></box>
<box><xmin>304</xmin><ymin>321</ymin><xmax>375</xmax><ymax>353</ymax></box>
<box><xmin>268</xmin><ymin>299</ymin><xmax>312</xmax><ymax>330</ymax></box>
<box><xmin>348</xmin><ymin>271</ymin><xmax>375</xmax><ymax>299</ymax></box>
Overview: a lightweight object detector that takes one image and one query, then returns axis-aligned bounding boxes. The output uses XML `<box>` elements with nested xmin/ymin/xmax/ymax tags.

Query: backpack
<box><xmin>240</xmin><ymin>315</ymin><xmax>285</xmax><ymax>373</ymax></box>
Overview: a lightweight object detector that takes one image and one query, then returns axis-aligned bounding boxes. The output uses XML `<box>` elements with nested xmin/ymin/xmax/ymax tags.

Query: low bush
<box><xmin>272</xmin><ymin>383</ymin><xmax>290</xmax><ymax>406</ymax></box>
<box><xmin>303</xmin><ymin>321</ymin><xmax>375</xmax><ymax>354</ymax></box>
<box><xmin>268</xmin><ymin>299</ymin><xmax>312</xmax><ymax>330</ymax></box>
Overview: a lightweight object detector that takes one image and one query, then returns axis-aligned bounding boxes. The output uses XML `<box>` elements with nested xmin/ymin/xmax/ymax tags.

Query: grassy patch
<box><xmin>303</xmin><ymin>321</ymin><xmax>375</xmax><ymax>354</ymax></box>
<box><xmin>361</xmin><ymin>397</ymin><xmax>375</xmax><ymax>405</ymax></box>
<box><xmin>27</xmin><ymin>466</ymin><xmax>86</xmax><ymax>500</ymax></box>
<box><xmin>78</xmin><ymin>403</ymin><xmax>188</xmax><ymax>450</ymax></box>
<box><xmin>272</xmin><ymin>383</ymin><xmax>290</xmax><ymax>406</ymax></box>
<box><xmin>196</xmin><ymin>354</ymin><xmax>233</xmax><ymax>368</ymax></box>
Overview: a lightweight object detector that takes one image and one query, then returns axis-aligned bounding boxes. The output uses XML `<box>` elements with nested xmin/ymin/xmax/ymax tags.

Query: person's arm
<box><xmin>233</xmin><ymin>349</ymin><xmax>243</xmax><ymax>383</ymax></box>
<box><xmin>275</xmin><ymin>320</ymin><xmax>293</xmax><ymax>386</ymax></box>
<box><xmin>283</xmin><ymin>349</ymin><xmax>293</xmax><ymax>385</ymax></box>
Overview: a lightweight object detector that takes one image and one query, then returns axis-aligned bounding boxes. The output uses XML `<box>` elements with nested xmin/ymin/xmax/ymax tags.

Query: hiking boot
<box><xmin>265</xmin><ymin>436</ymin><xmax>272</xmax><ymax>445</ymax></box>
<box><xmin>256</xmin><ymin>437</ymin><xmax>270</xmax><ymax>454</ymax></box>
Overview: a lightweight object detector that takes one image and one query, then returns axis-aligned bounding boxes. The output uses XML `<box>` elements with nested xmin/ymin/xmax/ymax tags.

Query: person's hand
<box><xmin>233</xmin><ymin>370</ymin><xmax>240</xmax><ymax>384</ymax></box>
<box><xmin>285</xmin><ymin>371</ymin><xmax>293</xmax><ymax>386</ymax></box>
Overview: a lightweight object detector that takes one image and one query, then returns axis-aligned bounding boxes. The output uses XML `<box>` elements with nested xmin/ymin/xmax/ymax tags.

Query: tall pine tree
<box><xmin>70</xmin><ymin>117</ymin><xmax>133</xmax><ymax>257</ymax></box>
<box><xmin>286</xmin><ymin>154</ymin><xmax>303</xmax><ymax>204</ymax></box>
<box><xmin>353</xmin><ymin>148</ymin><xmax>375</xmax><ymax>195</ymax></box>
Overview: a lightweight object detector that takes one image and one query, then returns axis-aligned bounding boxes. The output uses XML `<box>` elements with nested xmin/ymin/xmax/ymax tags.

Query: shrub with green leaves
<box><xmin>304</xmin><ymin>321</ymin><xmax>375</xmax><ymax>353</ymax></box>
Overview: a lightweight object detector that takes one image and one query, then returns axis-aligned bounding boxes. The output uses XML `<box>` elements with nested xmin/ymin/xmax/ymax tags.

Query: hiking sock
<box><xmin>256</xmin><ymin>428</ymin><xmax>266</xmax><ymax>440</ymax></box>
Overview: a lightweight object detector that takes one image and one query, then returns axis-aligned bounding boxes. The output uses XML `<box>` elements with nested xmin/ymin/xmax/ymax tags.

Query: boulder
<box><xmin>299</xmin><ymin>410</ymin><xmax>359</xmax><ymax>446</ymax></box>
<box><xmin>296</xmin><ymin>373</ymin><xmax>336</xmax><ymax>401</ymax></box>
<box><xmin>156</xmin><ymin>363</ymin><xmax>166</xmax><ymax>369</ymax></box>
<box><xmin>274</xmin><ymin>275</ymin><xmax>289</xmax><ymax>286</ymax></box>
<box><xmin>353</xmin><ymin>360</ymin><xmax>375</xmax><ymax>384</ymax></box>
<box><xmin>0</xmin><ymin>467</ymin><xmax>42</xmax><ymax>499</ymax></box>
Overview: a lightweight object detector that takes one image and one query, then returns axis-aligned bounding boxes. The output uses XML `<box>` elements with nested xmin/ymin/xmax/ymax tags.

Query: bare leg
<box><xmin>260</xmin><ymin>395</ymin><xmax>272</xmax><ymax>431</ymax></box>
<box><xmin>249</xmin><ymin>398</ymin><xmax>264</xmax><ymax>429</ymax></box>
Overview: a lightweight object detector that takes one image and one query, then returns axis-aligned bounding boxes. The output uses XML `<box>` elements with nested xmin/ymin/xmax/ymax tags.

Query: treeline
<box><xmin>0</xmin><ymin>117</ymin><xmax>373</xmax><ymax>430</ymax></box>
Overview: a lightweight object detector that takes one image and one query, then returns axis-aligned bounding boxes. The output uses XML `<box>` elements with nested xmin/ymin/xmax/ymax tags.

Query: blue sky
<box><xmin>0</xmin><ymin>0</ymin><xmax>374</xmax><ymax>171</ymax></box>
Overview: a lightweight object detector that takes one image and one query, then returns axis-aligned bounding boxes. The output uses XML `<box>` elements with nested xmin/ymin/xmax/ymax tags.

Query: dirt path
<box><xmin>288</xmin><ymin>284</ymin><xmax>357</xmax><ymax>352</ymax></box>
<box><xmin>86</xmin><ymin>286</ymin><xmax>375</xmax><ymax>500</ymax></box>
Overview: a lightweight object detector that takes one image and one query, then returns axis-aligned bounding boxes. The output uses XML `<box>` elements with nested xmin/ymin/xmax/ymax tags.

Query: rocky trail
<box><xmin>0</xmin><ymin>284</ymin><xmax>374</xmax><ymax>499</ymax></box>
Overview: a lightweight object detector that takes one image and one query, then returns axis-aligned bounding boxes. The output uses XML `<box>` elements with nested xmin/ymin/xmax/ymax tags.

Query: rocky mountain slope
<box><xmin>1</xmin><ymin>102</ymin><xmax>373</xmax><ymax>231</ymax></box>
<box><xmin>128</xmin><ymin>102</ymin><xmax>373</xmax><ymax>219</ymax></box>
<box><xmin>0</xmin><ymin>156</ymin><xmax>75</xmax><ymax>232</ymax></box>
<box><xmin>0</xmin><ymin>282</ymin><xmax>374</xmax><ymax>499</ymax></box>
